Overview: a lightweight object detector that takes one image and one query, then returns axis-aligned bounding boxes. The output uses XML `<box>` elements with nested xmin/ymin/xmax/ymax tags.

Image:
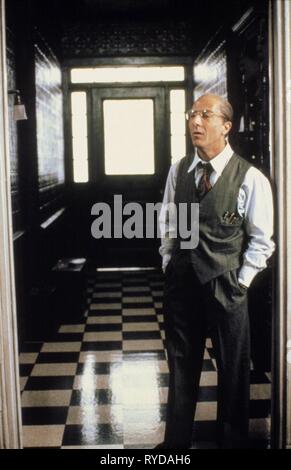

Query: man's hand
<box><xmin>162</xmin><ymin>254</ymin><xmax>172</xmax><ymax>273</ymax></box>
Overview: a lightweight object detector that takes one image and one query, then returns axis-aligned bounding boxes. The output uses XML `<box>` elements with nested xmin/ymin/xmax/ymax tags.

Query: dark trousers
<box><xmin>163</xmin><ymin>255</ymin><xmax>250</xmax><ymax>449</ymax></box>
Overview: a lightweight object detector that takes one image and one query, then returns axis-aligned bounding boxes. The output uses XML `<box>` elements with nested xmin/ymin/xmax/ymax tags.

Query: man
<box><xmin>157</xmin><ymin>94</ymin><xmax>275</xmax><ymax>449</ymax></box>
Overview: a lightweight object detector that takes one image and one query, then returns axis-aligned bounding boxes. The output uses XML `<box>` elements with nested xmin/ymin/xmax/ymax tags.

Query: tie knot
<box><xmin>197</xmin><ymin>161</ymin><xmax>213</xmax><ymax>176</ymax></box>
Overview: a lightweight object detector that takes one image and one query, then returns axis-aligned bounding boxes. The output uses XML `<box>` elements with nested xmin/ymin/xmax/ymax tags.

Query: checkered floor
<box><xmin>19</xmin><ymin>269</ymin><xmax>271</xmax><ymax>448</ymax></box>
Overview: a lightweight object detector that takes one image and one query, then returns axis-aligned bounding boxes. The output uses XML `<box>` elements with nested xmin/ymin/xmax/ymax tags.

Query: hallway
<box><xmin>19</xmin><ymin>269</ymin><xmax>271</xmax><ymax>449</ymax></box>
<box><xmin>2</xmin><ymin>0</ymin><xmax>290</xmax><ymax>451</ymax></box>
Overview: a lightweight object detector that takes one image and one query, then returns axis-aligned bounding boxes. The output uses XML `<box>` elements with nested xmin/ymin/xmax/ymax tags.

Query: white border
<box><xmin>0</xmin><ymin>0</ymin><xmax>22</xmax><ymax>449</ymax></box>
<box><xmin>0</xmin><ymin>0</ymin><xmax>290</xmax><ymax>450</ymax></box>
<box><xmin>270</xmin><ymin>0</ymin><xmax>291</xmax><ymax>449</ymax></box>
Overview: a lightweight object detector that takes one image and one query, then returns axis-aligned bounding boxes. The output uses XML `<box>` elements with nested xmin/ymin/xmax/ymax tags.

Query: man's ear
<box><xmin>223</xmin><ymin>121</ymin><xmax>232</xmax><ymax>136</ymax></box>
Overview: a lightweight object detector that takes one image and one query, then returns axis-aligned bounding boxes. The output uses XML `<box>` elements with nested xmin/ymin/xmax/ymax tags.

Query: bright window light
<box><xmin>71</xmin><ymin>66</ymin><xmax>185</xmax><ymax>83</ymax></box>
<box><xmin>73</xmin><ymin>159</ymin><xmax>89</xmax><ymax>183</ymax></box>
<box><xmin>72</xmin><ymin>114</ymin><xmax>87</xmax><ymax>140</ymax></box>
<box><xmin>171</xmin><ymin>135</ymin><xmax>186</xmax><ymax>160</ymax></box>
<box><xmin>170</xmin><ymin>90</ymin><xmax>186</xmax><ymax>164</ymax></box>
<box><xmin>71</xmin><ymin>92</ymin><xmax>89</xmax><ymax>182</ymax></box>
<box><xmin>72</xmin><ymin>138</ymin><xmax>88</xmax><ymax>158</ymax></box>
<box><xmin>71</xmin><ymin>68</ymin><xmax>95</xmax><ymax>83</ymax></box>
<box><xmin>103</xmin><ymin>99</ymin><xmax>155</xmax><ymax>175</ymax></box>
<box><xmin>170</xmin><ymin>113</ymin><xmax>186</xmax><ymax>135</ymax></box>
<box><xmin>170</xmin><ymin>89</ymin><xmax>186</xmax><ymax>112</ymax></box>
<box><xmin>71</xmin><ymin>91</ymin><xmax>88</xmax><ymax>114</ymax></box>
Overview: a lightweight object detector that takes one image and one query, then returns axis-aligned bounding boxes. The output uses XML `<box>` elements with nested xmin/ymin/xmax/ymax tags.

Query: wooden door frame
<box><xmin>0</xmin><ymin>0</ymin><xmax>22</xmax><ymax>449</ymax></box>
<box><xmin>62</xmin><ymin>58</ymin><xmax>193</xmax><ymax>185</ymax></box>
<box><xmin>269</xmin><ymin>0</ymin><xmax>291</xmax><ymax>449</ymax></box>
<box><xmin>90</xmin><ymin>86</ymin><xmax>168</xmax><ymax>187</ymax></box>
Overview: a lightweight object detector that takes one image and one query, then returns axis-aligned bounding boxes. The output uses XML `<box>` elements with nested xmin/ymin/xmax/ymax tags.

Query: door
<box><xmin>73</xmin><ymin>86</ymin><xmax>170</xmax><ymax>266</ymax></box>
<box><xmin>91</xmin><ymin>86</ymin><xmax>168</xmax><ymax>196</ymax></box>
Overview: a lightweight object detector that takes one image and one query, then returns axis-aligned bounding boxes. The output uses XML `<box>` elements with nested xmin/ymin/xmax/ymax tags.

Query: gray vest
<box><xmin>173</xmin><ymin>152</ymin><xmax>251</xmax><ymax>284</ymax></box>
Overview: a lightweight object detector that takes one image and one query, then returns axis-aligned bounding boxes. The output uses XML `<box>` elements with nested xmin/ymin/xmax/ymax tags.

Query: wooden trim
<box><xmin>285</xmin><ymin>0</ymin><xmax>291</xmax><ymax>448</ymax></box>
<box><xmin>0</xmin><ymin>0</ymin><xmax>22</xmax><ymax>449</ymax></box>
<box><xmin>63</xmin><ymin>56</ymin><xmax>193</xmax><ymax>68</ymax></box>
<box><xmin>232</xmin><ymin>6</ymin><xmax>255</xmax><ymax>33</ymax></box>
<box><xmin>13</xmin><ymin>230</ymin><xmax>26</xmax><ymax>242</ymax></box>
<box><xmin>40</xmin><ymin>208</ymin><xmax>66</xmax><ymax>230</ymax></box>
<box><xmin>269</xmin><ymin>0</ymin><xmax>291</xmax><ymax>449</ymax></box>
<box><xmin>68</xmin><ymin>81</ymin><xmax>187</xmax><ymax>90</ymax></box>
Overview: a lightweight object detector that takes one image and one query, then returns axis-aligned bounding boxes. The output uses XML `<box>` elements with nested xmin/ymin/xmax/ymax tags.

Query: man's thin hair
<box><xmin>219</xmin><ymin>99</ymin><xmax>233</xmax><ymax>122</ymax></box>
<box><xmin>196</xmin><ymin>93</ymin><xmax>233</xmax><ymax>122</ymax></box>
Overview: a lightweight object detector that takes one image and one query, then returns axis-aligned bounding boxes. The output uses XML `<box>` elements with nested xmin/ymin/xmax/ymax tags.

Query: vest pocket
<box><xmin>215</xmin><ymin>221</ymin><xmax>244</xmax><ymax>245</ymax></box>
<box><xmin>219</xmin><ymin>220</ymin><xmax>243</xmax><ymax>227</ymax></box>
<box><xmin>219</xmin><ymin>216</ymin><xmax>243</xmax><ymax>227</ymax></box>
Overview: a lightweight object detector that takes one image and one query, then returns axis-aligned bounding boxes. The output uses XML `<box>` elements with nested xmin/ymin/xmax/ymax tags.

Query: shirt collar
<box><xmin>187</xmin><ymin>142</ymin><xmax>234</xmax><ymax>175</ymax></box>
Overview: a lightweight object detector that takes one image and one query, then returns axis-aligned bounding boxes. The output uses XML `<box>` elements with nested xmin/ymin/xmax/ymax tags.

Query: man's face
<box><xmin>188</xmin><ymin>96</ymin><xmax>231</xmax><ymax>156</ymax></box>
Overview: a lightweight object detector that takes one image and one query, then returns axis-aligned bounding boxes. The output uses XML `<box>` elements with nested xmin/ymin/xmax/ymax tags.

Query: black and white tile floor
<box><xmin>19</xmin><ymin>269</ymin><xmax>271</xmax><ymax>448</ymax></box>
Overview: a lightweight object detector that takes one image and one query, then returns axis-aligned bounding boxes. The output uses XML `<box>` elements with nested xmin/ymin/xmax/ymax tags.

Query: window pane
<box><xmin>71</xmin><ymin>66</ymin><xmax>184</xmax><ymax>83</ymax></box>
<box><xmin>106</xmin><ymin>67</ymin><xmax>140</xmax><ymax>82</ymax></box>
<box><xmin>171</xmin><ymin>135</ymin><xmax>186</xmax><ymax>162</ymax></box>
<box><xmin>170</xmin><ymin>112</ymin><xmax>186</xmax><ymax>135</ymax></box>
<box><xmin>72</xmin><ymin>138</ymin><xmax>88</xmax><ymax>159</ymax></box>
<box><xmin>71</xmin><ymin>68</ymin><xmax>95</xmax><ymax>83</ymax></box>
<box><xmin>71</xmin><ymin>92</ymin><xmax>88</xmax><ymax>182</ymax></box>
<box><xmin>72</xmin><ymin>114</ymin><xmax>87</xmax><ymax>139</ymax></box>
<box><xmin>73</xmin><ymin>159</ymin><xmax>88</xmax><ymax>183</ymax></box>
<box><xmin>103</xmin><ymin>99</ymin><xmax>155</xmax><ymax>175</ymax></box>
<box><xmin>170</xmin><ymin>89</ymin><xmax>185</xmax><ymax>112</ymax></box>
<box><xmin>71</xmin><ymin>91</ymin><xmax>87</xmax><ymax>115</ymax></box>
<box><xmin>158</xmin><ymin>67</ymin><xmax>184</xmax><ymax>81</ymax></box>
<box><xmin>170</xmin><ymin>89</ymin><xmax>186</xmax><ymax>165</ymax></box>
<box><xmin>93</xmin><ymin>68</ymin><xmax>120</xmax><ymax>82</ymax></box>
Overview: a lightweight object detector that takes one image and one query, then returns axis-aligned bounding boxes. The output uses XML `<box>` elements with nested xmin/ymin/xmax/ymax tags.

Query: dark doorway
<box><xmin>64</xmin><ymin>66</ymin><xmax>191</xmax><ymax>267</ymax></box>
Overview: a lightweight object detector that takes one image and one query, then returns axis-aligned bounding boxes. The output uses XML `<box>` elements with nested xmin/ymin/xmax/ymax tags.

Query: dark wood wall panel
<box><xmin>227</xmin><ymin>10</ymin><xmax>270</xmax><ymax>174</ymax></box>
<box><xmin>193</xmin><ymin>5</ymin><xmax>270</xmax><ymax>174</ymax></box>
<box><xmin>6</xmin><ymin>1</ymin><xmax>68</xmax><ymax>346</ymax></box>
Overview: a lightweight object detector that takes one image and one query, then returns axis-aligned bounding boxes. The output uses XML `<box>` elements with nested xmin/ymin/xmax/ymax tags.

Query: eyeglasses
<box><xmin>185</xmin><ymin>109</ymin><xmax>226</xmax><ymax>121</ymax></box>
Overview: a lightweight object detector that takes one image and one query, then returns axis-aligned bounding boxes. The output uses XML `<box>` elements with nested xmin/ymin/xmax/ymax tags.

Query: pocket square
<box><xmin>222</xmin><ymin>211</ymin><xmax>241</xmax><ymax>224</ymax></box>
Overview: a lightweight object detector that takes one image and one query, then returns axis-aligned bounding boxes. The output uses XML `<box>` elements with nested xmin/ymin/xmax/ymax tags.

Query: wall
<box><xmin>5</xmin><ymin>0</ymin><xmax>67</xmax><ymax>346</ymax></box>
<box><xmin>35</xmin><ymin>31</ymin><xmax>65</xmax><ymax>222</ymax></box>
<box><xmin>193</xmin><ymin>38</ymin><xmax>228</xmax><ymax>100</ymax></box>
<box><xmin>6</xmin><ymin>26</ymin><xmax>22</xmax><ymax>232</ymax></box>
<box><xmin>0</xmin><ymin>0</ymin><xmax>22</xmax><ymax>448</ymax></box>
<box><xmin>62</xmin><ymin>20</ymin><xmax>194</xmax><ymax>59</ymax></box>
<box><xmin>192</xmin><ymin>6</ymin><xmax>270</xmax><ymax>174</ymax></box>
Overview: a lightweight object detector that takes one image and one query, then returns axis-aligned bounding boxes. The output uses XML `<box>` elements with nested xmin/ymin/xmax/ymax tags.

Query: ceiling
<box><xmin>9</xmin><ymin>0</ymin><xmax>261</xmax><ymax>60</ymax></box>
<box><xmin>32</xmin><ymin>0</ymin><xmax>255</xmax><ymax>24</ymax></box>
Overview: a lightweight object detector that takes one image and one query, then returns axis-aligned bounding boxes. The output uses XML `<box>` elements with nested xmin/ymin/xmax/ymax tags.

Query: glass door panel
<box><xmin>103</xmin><ymin>99</ymin><xmax>155</xmax><ymax>175</ymax></box>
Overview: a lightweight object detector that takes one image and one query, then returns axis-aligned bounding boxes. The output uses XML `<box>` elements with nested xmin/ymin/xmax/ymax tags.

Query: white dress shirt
<box><xmin>159</xmin><ymin>143</ymin><xmax>275</xmax><ymax>287</ymax></box>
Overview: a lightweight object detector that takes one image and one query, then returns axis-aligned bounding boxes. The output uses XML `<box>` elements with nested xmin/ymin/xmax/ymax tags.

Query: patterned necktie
<box><xmin>196</xmin><ymin>162</ymin><xmax>214</xmax><ymax>201</ymax></box>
